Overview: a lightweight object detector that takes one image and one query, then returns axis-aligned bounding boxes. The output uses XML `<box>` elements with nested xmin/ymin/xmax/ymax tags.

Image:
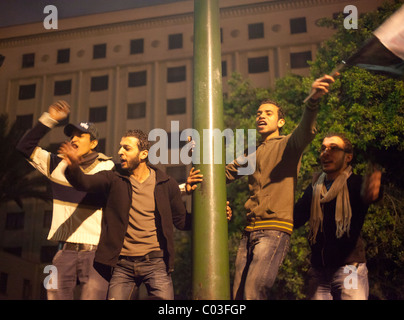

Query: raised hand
<box><xmin>361</xmin><ymin>162</ymin><xmax>382</xmax><ymax>204</ymax></box>
<box><xmin>49</xmin><ymin>100</ymin><xmax>71</xmax><ymax>121</ymax></box>
<box><xmin>185</xmin><ymin>167</ymin><xmax>203</xmax><ymax>194</ymax></box>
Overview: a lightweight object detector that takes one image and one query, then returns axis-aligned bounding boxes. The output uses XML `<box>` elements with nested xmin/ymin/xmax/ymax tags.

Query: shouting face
<box><xmin>118</xmin><ymin>136</ymin><xmax>148</xmax><ymax>172</ymax></box>
<box><xmin>255</xmin><ymin>103</ymin><xmax>285</xmax><ymax>140</ymax></box>
<box><xmin>69</xmin><ymin>129</ymin><xmax>98</xmax><ymax>157</ymax></box>
<box><xmin>320</xmin><ymin>136</ymin><xmax>353</xmax><ymax>179</ymax></box>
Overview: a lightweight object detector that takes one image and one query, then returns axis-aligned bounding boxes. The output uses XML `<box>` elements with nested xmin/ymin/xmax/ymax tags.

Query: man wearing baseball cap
<box><xmin>17</xmin><ymin>100</ymin><xmax>114</xmax><ymax>300</ymax></box>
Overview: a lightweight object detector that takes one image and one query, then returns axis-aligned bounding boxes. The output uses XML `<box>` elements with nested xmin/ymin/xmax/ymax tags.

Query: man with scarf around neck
<box><xmin>294</xmin><ymin>133</ymin><xmax>382</xmax><ymax>300</ymax></box>
<box><xmin>16</xmin><ymin>100</ymin><xmax>115</xmax><ymax>300</ymax></box>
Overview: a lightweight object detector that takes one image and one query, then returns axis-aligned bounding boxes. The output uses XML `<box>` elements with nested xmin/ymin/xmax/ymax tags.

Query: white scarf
<box><xmin>309</xmin><ymin>166</ymin><xmax>353</xmax><ymax>244</ymax></box>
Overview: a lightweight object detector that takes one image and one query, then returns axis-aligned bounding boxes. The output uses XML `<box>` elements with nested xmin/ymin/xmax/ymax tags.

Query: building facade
<box><xmin>0</xmin><ymin>0</ymin><xmax>384</xmax><ymax>299</ymax></box>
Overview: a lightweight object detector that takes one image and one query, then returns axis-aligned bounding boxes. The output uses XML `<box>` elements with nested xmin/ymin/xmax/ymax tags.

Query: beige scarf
<box><xmin>309</xmin><ymin>166</ymin><xmax>353</xmax><ymax>244</ymax></box>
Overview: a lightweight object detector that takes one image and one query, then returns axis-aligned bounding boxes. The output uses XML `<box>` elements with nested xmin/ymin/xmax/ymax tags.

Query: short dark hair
<box><xmin>123</xmin><ymin>129</ymin><xmax>150</xmax><ymax>151</ymax></box>
<box><xmin>259</xmin><ymin>99</ymin><xmax>285</xmax><ymax>120</ymax></box>
<box><xmin>324</xmin><ymin>132</ymin><xmax>354</xmax><ymax>154</ymax></box>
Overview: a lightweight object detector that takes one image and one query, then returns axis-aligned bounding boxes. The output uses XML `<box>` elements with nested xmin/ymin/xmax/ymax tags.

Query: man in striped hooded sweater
<box><xmin>16</xmin><ymin>100</ymin><xmax>114</xmax><ymax>300</ymax></box>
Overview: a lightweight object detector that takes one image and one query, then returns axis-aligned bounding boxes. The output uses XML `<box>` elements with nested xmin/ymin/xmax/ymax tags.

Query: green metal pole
<box><xmin>192</xmin><ymin>0</ymin><xmax>230</xmax><ymax>300</ymax></box>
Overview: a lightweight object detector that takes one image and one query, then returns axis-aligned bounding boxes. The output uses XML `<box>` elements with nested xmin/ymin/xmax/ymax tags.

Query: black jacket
<box><xmin>294</xmin><ymin>174</ymin><xmax>371</xmax><ymax>268</ymax></box>
<box><xmin>65</xmin><ymin>163</ymin><xmax>191</xmax><ymax>280</ymax></box>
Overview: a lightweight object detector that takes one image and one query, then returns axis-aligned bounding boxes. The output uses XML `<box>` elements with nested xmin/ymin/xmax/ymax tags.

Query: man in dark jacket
<box><xmin>60</xmin><ymin>129</ymin><xmax>191</xmax><ymax>300</ymax></box>
<box><xmin>294</xmin><ymin>133</ymin><xmax>382</xmax><ymax>300</ymax></box>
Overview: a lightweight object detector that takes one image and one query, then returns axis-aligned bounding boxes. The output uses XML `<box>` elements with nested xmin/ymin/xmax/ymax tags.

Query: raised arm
<box><xmin>361</xmin><ymin>162</ymin><xmax>382</xmax><ymax>204</ymax></box>
<box><xmin>17</xmin><ymin>101</ymin><xmax>70</xmax><ymax>157</ymax></box>
<box><xmin>291</xmin><ymin>74</ymin><xmax>337</xmax><ymax>151</ymax></box>
<box><xmin>59</xmin><ymin>142</ymin><xmax>111</xmax><ymax>193</ymax></box>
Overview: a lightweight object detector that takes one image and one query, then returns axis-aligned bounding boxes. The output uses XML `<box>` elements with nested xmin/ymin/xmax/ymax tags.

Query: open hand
<box><xmin>49</xmin><ymin>100</ymin><xmax>71</xmax><ymax>121</ymax></box>
<box><xmin>185</xmin><ymin>167</ymin><xmax>203</xmax><ymax>194</ymax></box>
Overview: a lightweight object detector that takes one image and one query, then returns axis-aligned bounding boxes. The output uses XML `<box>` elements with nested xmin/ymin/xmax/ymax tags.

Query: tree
<box><xmin>222</xmin><ymin>0</ymin><xmax>404</xmax><ymax>299</ymax></box>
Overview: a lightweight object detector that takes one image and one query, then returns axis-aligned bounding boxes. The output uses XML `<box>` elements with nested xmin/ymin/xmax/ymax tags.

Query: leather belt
<box><xmin>119</xmin><ymin>250</ymin><xmax>164</xmax><ymax>262</ymax></box>
<box><xmin>58</xmin><ymin>242</ymin><xmax>97</xmax><ymax>252</ymax></box>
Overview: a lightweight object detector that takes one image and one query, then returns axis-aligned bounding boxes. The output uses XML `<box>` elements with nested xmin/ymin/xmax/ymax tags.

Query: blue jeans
<box><xmin>233</xmin><ymin>230</ymin><xmax>291</xmax><ymax>300</ymax></box>
<box><xmin>47</xmin><ymin>248</ymin><xmax>108</xmax><ymax>300</ymax></box>
<box><xmin>307</xmin><ymin>263</ymin><xmax>369</xmax><ymax>300</ymax></box>
<box><xmin>107</xmin><ymin>256</ymin><xmax>174</xmax><ymax>300</ymax></box>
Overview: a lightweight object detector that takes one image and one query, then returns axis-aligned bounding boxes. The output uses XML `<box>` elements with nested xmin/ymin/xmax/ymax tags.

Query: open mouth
<box><xmin>257</xmin><ymin>120</ymin><xmax>267</xmax><ymax>128</ymax></box>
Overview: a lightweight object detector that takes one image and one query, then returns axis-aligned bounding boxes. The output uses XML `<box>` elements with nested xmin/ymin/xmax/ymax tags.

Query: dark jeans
<box><xmin>233</xmin><ymin>229</ymin><xmax>290</xmax><ymax>300</ymax></box>
<box><xmin>47</xmin><ymin>248</ymin><xmax>108</xmax><ymax>300</ymax></box>
<box><xmin>107</xmin><ymin>255</ymin><xmax>174</xmax><ymax>300</ymax></box>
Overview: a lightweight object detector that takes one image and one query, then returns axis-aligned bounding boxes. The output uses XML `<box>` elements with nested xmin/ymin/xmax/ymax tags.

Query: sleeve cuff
<box><xmin>178</xmin><ymin>183</ymin><xmax>186</xmax><ymax>195</ymax></box>
<box><xmin>38</xmin><ymin>112</ymin><xmax>59</xmax><ymax>128</ymax></box>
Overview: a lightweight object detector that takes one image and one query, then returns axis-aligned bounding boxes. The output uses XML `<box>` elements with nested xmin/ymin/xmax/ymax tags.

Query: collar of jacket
<box><xmin>80</xmin><ymin>152</ymin><xmax>113</xmax><ymax>171</ymax></box>
<box><xmin>114</xmin><ymin>163</ymin><xmax>170</xmax><ymax>185</ymax></box>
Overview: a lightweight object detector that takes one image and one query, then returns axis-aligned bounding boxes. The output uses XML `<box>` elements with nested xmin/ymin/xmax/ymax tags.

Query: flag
<box><xmin>344</xmin><ymin>4</ymin><xmax>404</xmax><ymax>78</ymax></box>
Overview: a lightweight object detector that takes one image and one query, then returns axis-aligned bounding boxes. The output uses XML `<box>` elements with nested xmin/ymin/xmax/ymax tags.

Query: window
<box><xmin>248</xmin><ymin>23</ymin><xmax>264</xmax><ymax>39</ymax></box>
<box><xmin>89</xmin><ymin>106</ymin><xmax>107</xmax><ymax>123</ymax></box>
<box><xmin>127</xmin><ymin>102</ymin><xmax>146</xmax><ymax>119</ymax></box>
<box><xmin>168</xmin><ymin>33</ymin><xmax>183</xmax><ymax>50</ymax></box>
<box><xmin>15</xmin><ymin>114</ymin><xmax>33</xmax><ymax>132</ymax></box>
<box><xmin>54</xmin><ymin>79</ymin><xmax>72</xmax><ymax>96</ymax></box>
<box><xmin>40</xmin><ymin>246</ymin><xmax>58</xmax><ymax>263</ymax></box>
<box><xmin>128</xmin><ymin>71</ymin><xmax>147</xmax><ymax>87</ymax></box>
<box><xmin>57</xmin><ymin>48</ymin><xmax>70</xmax><ymax>64</ymax></box>
<box><xmin>290</xmin><ymin>51</ymin><xmax>312</xmax><ymax>69</ymax></box>
<box><xmin>222</xmin><ymin>61</ymin><xmax>227</xmax><ymax>77</ymax></box>
<box><xmin>22</xmin><ymin>53</ymin><xmax>35</xmax><ymax>68</ymax></box>
<box><xmin>248</xmin><ymin>56</ymin><xmax>269</xmax><ymax>73</ymax></box>
<box><xmin>167</xmin><ymin>66</ymin><xmax>186</xmax><ymax>83</ymax></box>
<box><xmin>22</xmin><ymin>279</ymin><xmax>32</xmax><ymax>300</ymax></box>
<box><xmin>4</xmin><ymin>247</ymin><xmax>22</xmax><ymax>257</ymax></box>
<box><xmin>93</xmin><ymin>43</ymin><xmax>106</xmax><ymax>59</ymax></box>
<box><xmin>91</xmin><ymin>75</ymin><xmax>108</xmax><ymax>91</ymax></box>
<box><xmin>130</xmin><ymin>38</ymin><xmax>144</xmax><ymax>54</ymax></box>
<box><xmin>167</xmin><ymin>98</ymin><xmax>186</xmax><ymax>115</ymax></box>
<box><xmin>43</xmin><ymin>210</ymin><xmax>52</xmax><ymax>228</ymax></box>
<box><xmin>18</xmin><ymin>84</ymin><xmax>36</xmax><ymax>100</ymax></box>
<box><xmin>0</xmin><ymin>273</ymin><xmax>8</xmax><ymax>295</ymax></box>
<box><xmin>290</xmin><ymin>17</ymin><xmax>307</xmax><ymax>34</ymax></box>
<box><xmin>5</xmin><ymin>212</ymin><xmax>25</xmax><ymax>230</ymax></box>
<box><xmin>97</xmin><ymin>138</ymin><xmax>106</xmax><ymax>154</ymax></box>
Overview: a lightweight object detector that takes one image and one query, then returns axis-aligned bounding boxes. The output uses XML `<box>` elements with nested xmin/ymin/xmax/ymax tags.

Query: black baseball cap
<box><xmin>64</xmin><ymin>122</ymin><xmax>99</xmax><ymax>140</ymax></box>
